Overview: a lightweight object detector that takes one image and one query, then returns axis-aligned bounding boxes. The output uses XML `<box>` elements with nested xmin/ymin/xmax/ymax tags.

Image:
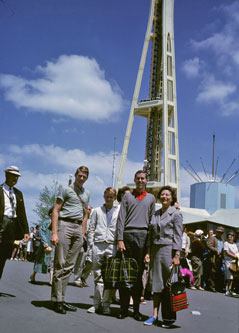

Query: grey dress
<box><xmin>149</xmin><ymin>206</ymin><xmax>183</xmax><ymax>293</ymax></box>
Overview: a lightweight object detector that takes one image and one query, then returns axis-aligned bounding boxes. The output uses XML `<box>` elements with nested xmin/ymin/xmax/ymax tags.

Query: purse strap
<box><xmin>167</xmin><ymin>264</ymin><xmax>183</xmax><ymax>287</ymax></box>
<box><xmin>69</xmin><ymin>185</ymin><xmax>85</xmax><ymax>210</ymax></box>
<box><xmin>120</xmin><ymin>252</ymin><xmax>129</xmax><ymax>280</ymax></box>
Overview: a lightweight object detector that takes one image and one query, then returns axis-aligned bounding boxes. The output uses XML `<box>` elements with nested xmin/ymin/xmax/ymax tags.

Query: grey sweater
<box><xmin>116</xmin><ymin>191</ymin><xmax>155</xmax><ymax>241</ymax></box>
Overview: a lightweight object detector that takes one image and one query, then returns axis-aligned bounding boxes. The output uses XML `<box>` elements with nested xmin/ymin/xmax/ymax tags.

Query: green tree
<box><xmin>34</xmin><ymin>181</ymin><xmax>62</xmax><ymax>222</ymax></box>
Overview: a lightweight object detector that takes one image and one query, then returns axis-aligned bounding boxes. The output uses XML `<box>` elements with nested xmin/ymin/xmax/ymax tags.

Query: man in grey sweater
<box><xmin>116</xmin><ymin>170</ymin><xmax>155</xmax><ymax>321</ymax></box>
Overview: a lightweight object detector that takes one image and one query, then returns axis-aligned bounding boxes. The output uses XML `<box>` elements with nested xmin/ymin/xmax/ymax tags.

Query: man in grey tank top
<box><xmin>51</xmin><ymin>166</ymin><xmax>90</xmax><ymax>314</ymax></box>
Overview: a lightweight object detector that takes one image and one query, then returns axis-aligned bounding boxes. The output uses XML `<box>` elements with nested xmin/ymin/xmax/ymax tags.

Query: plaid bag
<box><xmin>118</xmin><ymin>253</ymin><xmax>138</xmax><ymax>289</ymax></box>
<box><xmin>167</xmin><ymin>265</ymin><xmax>188</xmax><ymax>312</ymax></box>
<box><xmin>101</xmin><ymin>255</ymin><xmax>121</xmax><ymax>289</ymax></box>
<box><xmin>101</xmin><ymin>252</ymin><xmax>138</xmax><ymax>289</ymax></box>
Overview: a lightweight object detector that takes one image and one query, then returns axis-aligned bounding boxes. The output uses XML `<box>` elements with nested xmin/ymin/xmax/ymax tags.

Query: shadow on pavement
<box><xmin>28</xmin><ymin>281</ymin><xmax>51</xmax><ymax>286</ymax></box>
<box><xmin>31</xmin><ymin>300</ymin><xmax>53</xmax><ymax>310</ymax></box>
<box><xmin>0</xmin><ymin>292</ymin><xmax>16</xmax><ymax>298</ymax></box>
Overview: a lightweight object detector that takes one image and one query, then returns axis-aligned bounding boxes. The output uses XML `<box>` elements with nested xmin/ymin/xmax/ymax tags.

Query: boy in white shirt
<box><xmin>87</xmin><ymin>187</ymin><xmax>119</xmax><ymax>315</ymax></box>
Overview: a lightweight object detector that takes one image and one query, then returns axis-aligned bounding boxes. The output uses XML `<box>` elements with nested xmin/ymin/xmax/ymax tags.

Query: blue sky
<box><xmin>1</xmin><ymin>0</ymin><xmax>239</xmax><ymax>224</ymax></box>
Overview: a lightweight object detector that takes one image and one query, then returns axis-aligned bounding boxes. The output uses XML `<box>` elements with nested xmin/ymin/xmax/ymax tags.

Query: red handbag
<box><xmin>167</xmin><ymin>265</ymin><xmax>188</xmax><ymax>312</ymax></box>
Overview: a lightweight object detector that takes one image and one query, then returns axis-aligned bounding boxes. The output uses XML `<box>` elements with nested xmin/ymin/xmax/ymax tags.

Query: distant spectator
<box><xmin>27</xmin><ymin>226</ymin><xmax>34</xmax><ymax>261</ymax></box>
<box><xmin>20</xmin><ymin>238</ymin><xmax>27</xmax><ymax>261</ymax></box>
<box><xmin>224</xmin><ymin>232</ymin><xmax>239</xmax><ymax>296</ymax></box>
<box><xmin>235</xmin><ymin>229</ymin><xmax>239</xmax><ymax>251</ymax></box>
<box><xmin>190</xmin><ymin>229</ymin><xmax>205</xmax><ymax>291</ymax></box>
<box><xmin>33</xmin><ymin>225</ymin><xmax>41</xmax><ymax>258</ymax></box>
<box><xmin>29</xmin><ymin>209</ymin><xmax>53</xmax><ymax>284</ymax></box>
<box><xmin>206</xmin><ymin>226</ymin><xmax>225</xmax><ymax>292</ymax></box>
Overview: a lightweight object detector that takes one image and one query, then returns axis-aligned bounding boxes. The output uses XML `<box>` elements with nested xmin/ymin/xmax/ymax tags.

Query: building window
<box><xmin>167</xmin><ymin>34</ymin><xmax>171</xmax><ymax>52</ymax></box>
<box><xmin>220</xmin><ymin>194</ymin><xmax>226</xmax><ymax>209</ymax></box>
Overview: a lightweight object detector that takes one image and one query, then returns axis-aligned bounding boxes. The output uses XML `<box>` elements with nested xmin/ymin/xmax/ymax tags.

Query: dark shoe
<box><xmin>63</xmin><ymin>302</ymin><xmax>77</xmax><ymax>312</ymax></box>
<box><xmin>117</xmin><ymin>311</ymin><xmax>128</xmax><ymax>319</ymax></box>
<box><xmin>53</xmin><ymin>302</ymin><xmax>66</xmax><ymax>314</ymax></box>
<box><xmin>29</xmin><ymin>274</ymin><xmax>36</xmax><ymax>284</ymax></box>
<box><xmin>133</xmin><ymin>312</ymin><xmax>143</xmax><ymax>321</ymax></box>
<box><xmin>81</xmin><ymin>279</ymin><xmax>89</xmax><ymax>287</ymax></box>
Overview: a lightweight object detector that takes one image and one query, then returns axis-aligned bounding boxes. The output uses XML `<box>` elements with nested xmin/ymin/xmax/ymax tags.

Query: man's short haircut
<box><xmin>104</xmin><ymin>187</ymin><xmax>117</xmax><ymax>197</ymax></box>
<box><xmin>75</xmin><ymin>166</ymin><xmax>89</xmax><ymax>177</ymax></box>
<box><xmin>117</xmin><ymin>186</ymin><xmax>131</xmax><ymax>202</ymax></box>
<box><xmin>157</xmin><ymin>185</ymin><xmax>177</xmax><ymax>206</ymax></box>
<box><xmin>134</xmin><ymin>170</ymin><xmax>148</xmax><ymax>179</ymax></box>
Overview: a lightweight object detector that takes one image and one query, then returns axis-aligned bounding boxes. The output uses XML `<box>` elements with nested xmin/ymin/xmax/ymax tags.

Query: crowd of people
<box><xmin>0</xmin><ymin>164</ymin><xmax>238</xmax><ymax>328</ymax></box>
<box><xmin>10</xmin><ymin>225</ymin><xmax>42</xmax><ymax>262</ymax></box>
<box><xmin>181</xmin><ymin>226</ymin><xmax>239</xmax><ymax>296</ymax></box>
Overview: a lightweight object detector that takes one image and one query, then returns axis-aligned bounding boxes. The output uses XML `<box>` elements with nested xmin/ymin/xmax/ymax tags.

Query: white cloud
<box><xmin>196</xmin><ymin>75</ymin><xmax>236</xmax><ymax>104</ymax></box>
<box><xmin>1</xmin><ymin>144</ymin><xmax>238</xmax><ymax>221</ymax></box>
<box><xmin>0</xmin><ymin>144</ymin><xmax>143</xmax><ymax>222</ymax></box>
<box><xmin>185</xmin><ymin>1</ymin><xmax>239</xmax><ymax>117</ymax></box>
<box><xmin>191</xmin><ymin>2</ymin><xmax>239</xmax><ymax>66</ymax></box>
<box><xmin>182</xmin><ymin>57</ymin><xmax>202</xmax><ymax>78</ymax></box>
<box><xmin>0</xmin><ymin>54</ymin><xmax>126</xmax><ymax>122</ymax></box>
<box><xmin>191</xmin><ymin>33</ymin><xmax>234</xmax><ymax>57</ymax></box>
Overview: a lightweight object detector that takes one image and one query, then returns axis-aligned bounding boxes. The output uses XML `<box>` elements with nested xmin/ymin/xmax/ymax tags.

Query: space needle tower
<box><xmin>116</xmin><ymin>0</ymin><xmax>180</xmax><ymax>201</ymax></box>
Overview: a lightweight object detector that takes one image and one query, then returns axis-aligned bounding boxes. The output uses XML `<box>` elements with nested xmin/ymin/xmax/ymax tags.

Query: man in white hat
<box><xmin>0</xmin><ymin>166</ymin><xmax>29</xmax><ymax>279</ymax></box>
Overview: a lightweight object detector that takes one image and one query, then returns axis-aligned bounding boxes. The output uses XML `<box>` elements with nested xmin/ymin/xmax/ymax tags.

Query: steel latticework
<box><xmin>117</xmin><ymin>0</ymin><xmax>180</xmax><ymax>200</ymax></box>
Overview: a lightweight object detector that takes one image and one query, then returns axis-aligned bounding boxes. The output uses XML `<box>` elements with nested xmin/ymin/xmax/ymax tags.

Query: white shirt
<box><xmin>224</xmin><ymin>241</ymin><xmax>238</xmax><ymax>262</ymax></box>
<box><xmin>182</xmin><ymin>232</ymin><xmax>190</xmax><ymax>252</ymax></box>
<box><xmin>3</xmin><ymin>183</ymin><xmax>17</xmax><ymax>218</ymax></box>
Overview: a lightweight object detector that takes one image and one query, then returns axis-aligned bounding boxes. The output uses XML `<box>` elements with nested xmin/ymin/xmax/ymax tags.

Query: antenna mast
<box><xmin>212</xmin><ymin>134</ymin><xmax>215</xmax><ymax>180</ymax></box>
<box><xmin>112</xmin><ymin>137</ymin><xmax>118</xmax><ymax>188</ymax></box>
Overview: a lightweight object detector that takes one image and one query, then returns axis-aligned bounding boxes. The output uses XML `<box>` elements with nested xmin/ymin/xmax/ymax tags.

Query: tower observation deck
<box><xmin>116</xmin><ymin>0</ymin><xmax>180</xmax><ymax>200</ymax></box>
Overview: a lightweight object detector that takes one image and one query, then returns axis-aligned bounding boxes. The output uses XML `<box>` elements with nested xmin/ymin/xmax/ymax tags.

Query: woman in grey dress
<box><xmin>144</xmin><ymin>186</ymin><xmax>183</xmax><ymax>327</ymax></box>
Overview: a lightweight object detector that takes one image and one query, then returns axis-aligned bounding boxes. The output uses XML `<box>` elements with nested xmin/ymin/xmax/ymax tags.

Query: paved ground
<box><xmin>0</xmin><ymin>260</ymin><xmax>238</xmax><ymax>333</ymax></box>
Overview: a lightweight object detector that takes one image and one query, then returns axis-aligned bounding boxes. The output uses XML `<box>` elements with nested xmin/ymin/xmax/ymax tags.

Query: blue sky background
<box><xmin>1</xmin><ymin>0</ymin><xmax>239</xmax><ymax>224</ymax></box>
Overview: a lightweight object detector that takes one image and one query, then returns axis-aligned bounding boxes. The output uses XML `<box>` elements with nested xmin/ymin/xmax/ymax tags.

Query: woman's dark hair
<box><xmin>157</xmin><ymin>185</ymin><xmax>177</xmax><ymax>206</ymax></box>
<box><xmin>117</xmin><ymin>186</ymin><xmax>130</xmax><ymax>202</ymax></box>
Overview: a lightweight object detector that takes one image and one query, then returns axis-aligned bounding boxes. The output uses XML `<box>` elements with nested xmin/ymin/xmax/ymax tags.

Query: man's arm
<box><xmin>82</xmin><ymin>205</ymin><xmax>91</xmax><ymax>236</ymax></box>
<box><xmin>88</xmin><ymin>208</ymin><xmax>97</xmax><ymax>242</ymax></box>
<box><xmin>149</xmin><ymin>196</ymin><xmax>156</xmax><ymax>223</ymax></box>
<box><xmin>116</xmin><ymin>198</ymin><xmax>127</xmax><ymax>251</ymax></box>
<box><xmin>51</xmin><ymin>198</ymin><xmax>63</xmax><ymax>246</ymax></box>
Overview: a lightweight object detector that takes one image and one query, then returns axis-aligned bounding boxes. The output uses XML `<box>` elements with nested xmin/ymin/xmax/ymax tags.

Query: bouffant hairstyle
<box><xmin>157</xmin><ymin>186</ymin><xmax>177</xmax><ymax>206</ymax></box>
<box><xmin>117</xmin><ymin>186</ymin><xmax>130</xmax><ymax>202</ymax></box>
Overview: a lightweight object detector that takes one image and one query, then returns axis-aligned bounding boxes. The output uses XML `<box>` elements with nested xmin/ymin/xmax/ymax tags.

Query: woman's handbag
<box><xmin>44</xmin><ymin>246</ymin><xmax>52</xmax><ymax>254</ymax></box>
<box><xmin>101</xmin><ymin>252</ymin><xmax>138</xmax><ymax>290</ymax></box>
<box><xmin>229</xmin><ymin>260</ymin><xmax>239</xmax><ymax>273</ymax></box>
<box><xmin>167</xmin><ymin>265</ymin><xmax>188</xmax><ymax>312</ymax></box>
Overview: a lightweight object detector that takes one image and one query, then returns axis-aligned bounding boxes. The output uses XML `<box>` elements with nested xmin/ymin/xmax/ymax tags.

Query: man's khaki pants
<box><xmin>51</xmin><ymin>220</ymin><xmax>83</xmax><ymax>302</ymax></box>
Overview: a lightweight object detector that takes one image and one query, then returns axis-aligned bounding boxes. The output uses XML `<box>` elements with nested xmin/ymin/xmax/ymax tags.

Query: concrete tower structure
<box><xmin>116</xmin><ymin>0</ymin><xmax>180</xmax><ymax>200</ymax></box>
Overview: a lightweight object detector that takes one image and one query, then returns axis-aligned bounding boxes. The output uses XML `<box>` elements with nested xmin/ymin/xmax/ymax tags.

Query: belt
<box><xmin>59</xmin><ymin>217</ymin><xmax>82</xmax><ymax>224</ymax></box>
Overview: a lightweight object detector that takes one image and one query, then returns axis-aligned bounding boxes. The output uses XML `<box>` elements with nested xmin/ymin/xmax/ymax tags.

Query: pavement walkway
<box><xmin>0</xmin><ymin>260</ymin><xmax>238</xmax><ymax>333</ymax></box>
